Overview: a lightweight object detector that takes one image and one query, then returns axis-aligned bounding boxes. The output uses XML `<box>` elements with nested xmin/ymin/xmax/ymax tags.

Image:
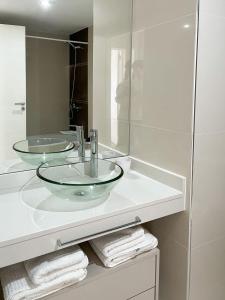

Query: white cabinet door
<box><xmin>0</xmin><ymin>24</ymin><xmax>26</xmax><ymax>160</ymax></box>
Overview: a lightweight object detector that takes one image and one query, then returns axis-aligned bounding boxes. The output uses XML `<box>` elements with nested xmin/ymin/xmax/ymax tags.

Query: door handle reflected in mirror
<box><xmin>14</xmin><ymin>102</ymin><xmax>25</xmax><ymax>105</ymax></box>
<box><xmin>14</xmin><ymin>102</ymin><xmax>26</xmax><ymax>111</ymax></box>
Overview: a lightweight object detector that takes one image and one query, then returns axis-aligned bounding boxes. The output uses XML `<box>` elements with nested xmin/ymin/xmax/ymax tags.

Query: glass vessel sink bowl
<box><xmin>13</xmin><ymin>138</ymin><xmax>75</xmax><ymax>166</ymax></box>
<box><xmin>36</xmin><ymin>158</ymin><xmax>124</xmax><ymax>208</ymax></box>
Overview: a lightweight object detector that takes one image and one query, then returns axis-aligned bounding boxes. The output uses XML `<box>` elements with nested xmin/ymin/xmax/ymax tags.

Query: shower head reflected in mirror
<box><xmin>68</xmin><ymin>42</ymin><xmax>84</xmax><ymax>50</ymax></box>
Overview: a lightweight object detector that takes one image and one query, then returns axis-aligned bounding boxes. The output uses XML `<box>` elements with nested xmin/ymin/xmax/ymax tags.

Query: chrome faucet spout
<box><xmin>90</xmin><ymin>129</ymin><xmax>98</xmax><ymax>177</ymax></box>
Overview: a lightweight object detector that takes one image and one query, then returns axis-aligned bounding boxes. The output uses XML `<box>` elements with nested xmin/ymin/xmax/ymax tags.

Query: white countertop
<box><xmin>0</xmin><ymin>170</ymin><xmax>183</xmax><ymax>248</ymax></box>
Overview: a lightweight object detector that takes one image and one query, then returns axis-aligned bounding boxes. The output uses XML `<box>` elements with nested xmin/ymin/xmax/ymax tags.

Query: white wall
<box><xmin>130</xmin><ymin>1</ymin><xmax>198</xmax><ymax>299</ymax></box>
<box><xmin>26</xmin><ymin>37</ymin><xmax>69</xmax><ymax>136</ymax></box>
<box><xmin>189</xmin><ymin>0</ymin><xmax>225</xmax><ymax>299</ymax></box>
<box><xmin>93</xmin><ymin>0</ymin><xmax>132</xmax><ymax>155</ymax></box>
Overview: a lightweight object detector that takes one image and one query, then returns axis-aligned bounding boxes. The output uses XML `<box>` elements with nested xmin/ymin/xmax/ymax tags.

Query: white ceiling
<box><xmin>0</xmin><ymin>0</ymin><xmax>93</xmax><ymax>36</ymax></box>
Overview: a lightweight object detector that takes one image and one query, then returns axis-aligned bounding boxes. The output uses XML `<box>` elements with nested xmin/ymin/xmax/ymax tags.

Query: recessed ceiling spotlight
<box><xmin>40</xmin><ymin>0</ymin><xmax>53</xmax><ymax>10</ymax></box>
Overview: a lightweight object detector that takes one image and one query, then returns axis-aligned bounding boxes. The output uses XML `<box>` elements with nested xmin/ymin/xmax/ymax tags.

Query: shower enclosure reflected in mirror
<box><xmin>0</xmin><ymin>0</ymin><xmax>133</xmax><ymax>174</ymax></box>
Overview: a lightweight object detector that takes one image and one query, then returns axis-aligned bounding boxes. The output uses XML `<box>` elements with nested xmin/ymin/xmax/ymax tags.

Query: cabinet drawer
<box><xmin>39</xmin><ymin>250</ymin><xmax>158</xmax><ymax>300</ymax></box>
<box><xmin>0</xmin><ymin>206</ymin><xmax>161</xmax><ymax>268</ymax></box>
<box><xmin>0</xmin><ymin>247</ymin><xmax>159</xmax><ymax>300</ymax></box>
<box><xmin>0</xmin><ymin>212</ymin><xmax>142</xmax><ymax>268</ymax></box>
<box><xmin>129</xmin><ymin>288</ymin><xmax>155</xmax><ymax>300</ymax></box>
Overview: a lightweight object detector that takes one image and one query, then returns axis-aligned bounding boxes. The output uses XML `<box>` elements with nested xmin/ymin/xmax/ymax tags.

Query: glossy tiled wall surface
<box><xmin>130</xmin><ymin>0</ymin><xmax>196</xmax><ymax>175</ymax></box>
<box><xmin>130</xmin><ymin>1</ymin><xmax>198</xmax><ymax>299</ymax></box>
<box><xmin>189</xmin><ymin>0</ymin><xmax>225</xmax><ymax>299</ymax></box>
<box><xmin>93</xmin><ymin>0</ymin><xmax>132</xmax><ymax>155</ymax></box>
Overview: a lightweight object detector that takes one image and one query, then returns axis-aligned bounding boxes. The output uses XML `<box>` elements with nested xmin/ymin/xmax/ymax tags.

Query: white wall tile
<box><xmin>133</xmin><ymin>0</ymin><xmax>196</xmax><ymax>31</ymax></box>
<box><xmin>159</xmin><ymin>243</ymin><xmax>188</xmax><ymax>300</ymax></box>
<box><xmin>151</xmin><ymin>211</ymin><xmax>190</xmax><ymax>248</ymax></box>
<box><xmin>131</xmin><ymin>1</ymin><xmax>197</xmax><ymax>299</ymax></box>
<box><xmin>190</xmin><ymin>4</ymin><xmax>225</xmax><ymax>299</ymax></box>
<box><xmin>189</xmin><ymin>236</ymin><xmax>225</xmax><ymax>300</ymax></box>
<box><xmin>191</xmin><ymin>133</ymin><xmax>225</xmax><ymax>248</ymax></box>
<box><xmin>93</xmin><ymin>0</ymin><xmax>132</xmax><ymax>154</ymax></box>
<box><xmin>200</xmin><ymin>0</ymin><xmax>225</xmax><ymax>17</ymax></box>
<box><xmin>195</xmin><ymin>12</ymin><xmax>225</xmax><ymax>134</ymax></box>
<box><xmin>131</xmin><ymin>15</ymin><xmax>196</xmax><ymax>133</ymax></box>
<box><xmin>130</xmin><ymin>124</ymin><xmax>192</xmax><ymax>176</ymax></box>
<box><xmin>146</xmin><ymin>221</ymin><xmax>189</xmax><ymax>300</ymax></box>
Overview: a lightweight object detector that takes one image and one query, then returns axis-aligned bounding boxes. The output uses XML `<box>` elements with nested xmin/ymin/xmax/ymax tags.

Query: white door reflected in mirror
<box><xmin>0</xmin><ymin>24</ymin><xmax>26</xmax><ymax>160</ymax></box>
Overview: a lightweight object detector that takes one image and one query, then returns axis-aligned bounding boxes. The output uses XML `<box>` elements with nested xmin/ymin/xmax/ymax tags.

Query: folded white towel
<box><xmin>26</xmin><ymin>256</ymin><xmax>89</xmax><ymax>285</ymax></box>
<box><xmin>91</xmin><ymin>232</ymin><xmax>158</xmax><ymax>268</ymax></box>
<box><xmin>24</xmin><ymin>245</ymin><xmax>85</xmax><ymax>285</ymax></box>
<box><xmin>0</xmin><ymin>263</ymin><xmax>87</xmax><ymax>300</ymax></box>
<box><xmin>91</xmin><ymin>226</ymin><xmax>145</xmax><ymax>258</ymax></box>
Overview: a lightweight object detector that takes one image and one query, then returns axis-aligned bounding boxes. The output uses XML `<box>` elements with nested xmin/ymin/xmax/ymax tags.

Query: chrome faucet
<box><xmin>90</xmin><ymin>129</ymin><xmax>98</xmax><ymax>177</ymax></box>
<box><xmin>76</xmin><ymin>125</ymin><xmax>85</xmax><ymax>162</ymax></box>
<box><xmin>75</xmin><ymin>126</ymin><xmax>98</xmax><ymax>177</ymax></box>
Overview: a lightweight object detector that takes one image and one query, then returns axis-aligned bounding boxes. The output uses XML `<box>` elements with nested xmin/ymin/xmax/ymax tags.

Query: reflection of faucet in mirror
<box><xmin>76</xmin><ymin>125</ymin><xmax>85</xmax><ymax>162</ymax></box>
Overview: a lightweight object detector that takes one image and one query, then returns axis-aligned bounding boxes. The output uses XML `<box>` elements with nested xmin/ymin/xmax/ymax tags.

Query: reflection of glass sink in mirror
<box><xmin>13</xmin><ymin>138</ymin><xmax>75</xmax><ymax>166</ymax></box>
<box><xmin>36</xmin><ymin>159</ymin><xmax>123</xmax><ymax>206</ymax></box>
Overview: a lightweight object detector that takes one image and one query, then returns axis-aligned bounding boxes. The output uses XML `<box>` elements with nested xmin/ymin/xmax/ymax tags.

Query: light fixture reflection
<box><xmin>183</xmin><ymin>24</ymin><xmax>191</xmax><ymax>29</ymax></box>
<box><xmin>40</xmin><ymin>0</ymin><xmax>52</xmax><ymax>10</ymax></box>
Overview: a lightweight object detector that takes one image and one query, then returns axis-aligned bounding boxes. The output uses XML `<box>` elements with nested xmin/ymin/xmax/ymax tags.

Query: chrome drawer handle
<box><xmin>14</xmin><ymin>102</ymin><xmax>25</xmax><ymax>106</ymax></box>
<box><xmin>57</xmin><ymin>216</ymin><xmax>142</xmax><ymax>249</ymax></box>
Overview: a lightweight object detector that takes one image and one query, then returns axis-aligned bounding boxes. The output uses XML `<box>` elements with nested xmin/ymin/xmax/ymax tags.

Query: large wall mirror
<box><xmin>0</xmin><ymin>0</ymin><xmax>132</xmax><ymax>175</ymax></box>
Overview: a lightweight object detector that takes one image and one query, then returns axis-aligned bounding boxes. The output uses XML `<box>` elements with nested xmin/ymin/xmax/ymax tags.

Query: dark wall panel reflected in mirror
<box><xmin>69</xmin><ymin>28</ymin><xmax>89</xmax><ymax>138</ymax></box>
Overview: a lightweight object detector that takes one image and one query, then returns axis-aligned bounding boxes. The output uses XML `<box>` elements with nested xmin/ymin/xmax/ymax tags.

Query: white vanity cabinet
<box><xmin>0</xmin><ymin>168</ymin><xmax>184</xmax><ymax>268</ymax></box>
<box><xmin>0</xmin><ymin>160</ymin><xmax>184</xmax><ymax>300</ymax></box>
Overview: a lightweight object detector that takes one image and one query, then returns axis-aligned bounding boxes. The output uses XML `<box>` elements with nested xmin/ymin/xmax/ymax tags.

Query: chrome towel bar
<box><xmin>57</xmin><ymin>216</ymin><xmax>142</xmax><ymax>249</ymax></box>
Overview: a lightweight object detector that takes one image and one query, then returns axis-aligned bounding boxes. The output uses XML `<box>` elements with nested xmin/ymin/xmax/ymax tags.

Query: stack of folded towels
<box><xmin>90</xmin><ymin>226</ymin><xmax>158</xmax><ymax>268</ymax></box>
<box><xmin>0</xmin><ymin>245</ymin><xmax>88</xmax><ymax>300</ymax></box>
